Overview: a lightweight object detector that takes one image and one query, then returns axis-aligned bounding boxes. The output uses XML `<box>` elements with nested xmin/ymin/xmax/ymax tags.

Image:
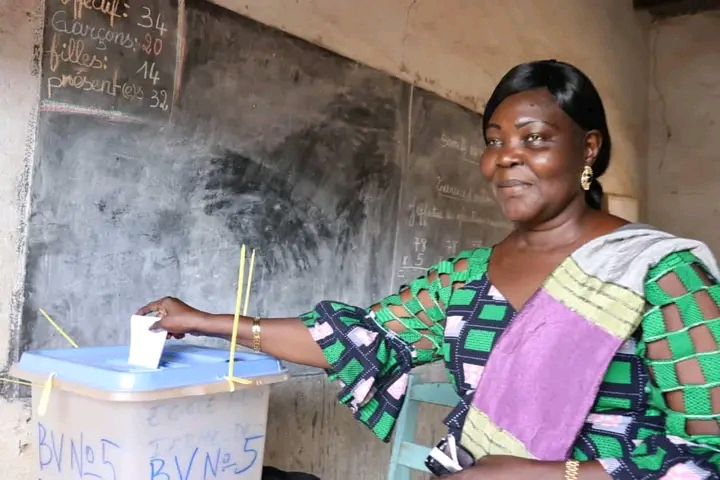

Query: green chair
<box><xmin>387</xmin><ymin>374</ymin><xmax>460</xmax><ymax>480</ymax></box>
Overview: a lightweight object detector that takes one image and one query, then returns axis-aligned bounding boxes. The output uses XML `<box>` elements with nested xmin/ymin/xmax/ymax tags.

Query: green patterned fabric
<box><xmin>641</xmin><ymin>251</ymin><xmax>720</xmax><ymax>439</ymax></box>
<box><xmin>300</xmin><ymin>248</ymin><xmax>720</xmax><ymax>478</ymax></box>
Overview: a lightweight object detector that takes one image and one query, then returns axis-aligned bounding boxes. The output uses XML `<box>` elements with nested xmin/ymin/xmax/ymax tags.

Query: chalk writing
<box><xmin>407</xmin><ymin>200</ymin><xmax>511</xmax><ymax>229</ymax></box>
<box><xmin>396</xmin><ymin>193</ymin><xmax>511</xmax><ymax>285</ymax></box>
<box><xmin>50</xmin><ymin>10</ymin><xmax>135</xmax><ymax>51</ymax></box>
<box><xmin>142</xmin><ymin>33</ymin><xmax>164</xmax><ymax>55</ymax></box>
<box><xmin>149</xmin><ymin>434</ymin><xmax>264</xmax><ymax>479</ymax></box>
<box><xmin>62</xmin><ymin>0</ymin><xmax>128</xmax><ymax>28</ymax></box>
<box><xmin>49</xmin><ymin>33</ymin><xmax>108</xmax><ymax>72</ymax></box>
<box><xmin>38</xmin><ymin>422</ymin><xmax>121</xmax><ymax>480</ymax></box>
<box><xmin>435</xmin><ymin>176</ymin><xmax>494</xmax><ymax>206</ymax></box>
<box><xmin>41</xmin><ymin>0</ymin><xmax>178</xmax><ymax>119</ymax></box>
<box><xmin>150</xmin><ymin>89</ymin><xmax>170</xmax><ymax>111</ymax></box>
<box><xmin>401</xmin><ymin>236</ymin><xmax>431</xmax><ymax>268</ymax></box>
<box><xmin>136</xmin><ymin>6</ymin><xmax>168</xmax><ymax>35</ymax></box>
<box><xmin>445</xmin><ymin>239</ymin><xmax>459</xmax><ymax>255</ymax></box>
<box><xmin>407</xmin><ymin>198</ymin><xmax>428</xmax><ymax>227</ymax></box>
<box><xmin>440</xmin><ymin>133</ymin><xmax>483</xmax><ymax>159</ymax></box>
<box><xmin>137</xmin><ymin>61</ymin><xmax>161</xmax><ymax>84</ymax></box>
<box><xmin>411</xmin><ymin>236</ymin><xmax>427</xmax><ymax>266</ymax></box>
<box><xmin>46</xmin><ymin>68</ymin><xmax>145</xmax><ymax>102</ymax></box>
<box><xmin>392</xmin><ymin>88</ymin><xmax>501</xmax><ymax>293</ymax></box>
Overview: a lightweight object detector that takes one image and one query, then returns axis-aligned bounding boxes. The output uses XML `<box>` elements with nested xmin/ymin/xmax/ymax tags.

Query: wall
<box><xmin>647</xmin><ymin>11</ymin><xmax>720</xmax><ymax>253</ymax></box>
<box><xmin>0</xmin><ymin>0</ymin><xmax>43</xmax><ymax>478</ymax></box>
<box><xmin>214</xmin><ymin>0</ymin><xmax>651</xmax><ymax>221</ymax></box>
<box><xmin>0</xmin><ymin>0</ymin><xmax>651</xmax><ymax>479</ymax></box>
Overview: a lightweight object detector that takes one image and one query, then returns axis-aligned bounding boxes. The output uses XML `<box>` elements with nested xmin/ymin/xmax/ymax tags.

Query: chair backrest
<box><xmin>386</xmin><ymin>374</ymin><xmax>459</xmax><ymax>480</ymax></box>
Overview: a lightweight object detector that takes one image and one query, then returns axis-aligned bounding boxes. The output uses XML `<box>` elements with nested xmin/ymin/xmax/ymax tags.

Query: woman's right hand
<box><xmin>136</xmin><ymin>297</ymin><xmax>331</xmax><ymax>369</ymax></box>
<box><xmin>135</xmin><ymin>296</ymin><xmax>210</xmax><ymax>339</ymax></box>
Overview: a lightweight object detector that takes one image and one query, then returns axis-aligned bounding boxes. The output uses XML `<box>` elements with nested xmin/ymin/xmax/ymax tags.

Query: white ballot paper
<box><xmin>127</xmin><ymin>315</ymin><xmax>167</xmax><ymax>369</ymax></box>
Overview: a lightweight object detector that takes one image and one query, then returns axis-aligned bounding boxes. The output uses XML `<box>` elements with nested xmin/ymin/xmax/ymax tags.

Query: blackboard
<box><xmin>392</xmin><ymin>88</ymin><xmax>512</xmax><ymax>289</ymax></box>
<box><xmin>9</xmin><ymin>0</ymin><xmax>506</xmax><ymax>388</ymax></box>
<box><xmin>41</xmin><ymin>0</ymin><xmax>180</xmax><ymax>120</ymax></box>
<box><xmin>18</xmin><ymin>0</ymin><xmax>406</xmax><ymax>365</ymax></box>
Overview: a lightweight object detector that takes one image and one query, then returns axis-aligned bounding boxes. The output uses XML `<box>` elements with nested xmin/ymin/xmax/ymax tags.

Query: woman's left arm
<box><xmin>446</xmin><ymin>456</ymin><xmax>611</xmax><ymax>480</ymax></box>
<box><xmin>449</xmin><ymin>250</ymin><xmax>720</xmax><ymax>480</ymax></box>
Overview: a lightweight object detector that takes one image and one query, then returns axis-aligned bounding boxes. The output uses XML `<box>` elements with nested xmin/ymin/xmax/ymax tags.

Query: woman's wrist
<box><xmin>198</xmin><ymin>313</ymin><xmax>253</xmax><ymax>344</ymax></box>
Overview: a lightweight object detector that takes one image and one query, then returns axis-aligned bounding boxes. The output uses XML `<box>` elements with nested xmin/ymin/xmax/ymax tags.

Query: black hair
<box><xmin>482</xmin><ymin>59</ymin><xmax>611</xmax><ymax>210</ymax></box>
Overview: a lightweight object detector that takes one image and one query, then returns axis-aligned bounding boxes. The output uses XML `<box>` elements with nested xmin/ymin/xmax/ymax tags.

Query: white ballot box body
<box><xmin>11</xmin><ymin>343</ymin><xmax>289</xmax><ymax>480</ymax></box>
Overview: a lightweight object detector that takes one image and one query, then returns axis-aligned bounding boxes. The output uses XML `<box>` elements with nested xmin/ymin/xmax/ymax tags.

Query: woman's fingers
<box><xmin>136</xmin><ymin>299</ymin><xmax>162</xmax><ymax>316</ymax></box>
<box><xmin>136</xmin><ymin>296</ymin><xmax>176</xmax><ymax>316</ymax></box>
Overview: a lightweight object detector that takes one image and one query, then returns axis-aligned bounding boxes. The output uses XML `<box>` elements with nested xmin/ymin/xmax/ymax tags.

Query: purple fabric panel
<box><xmin>470</xmin><ymin>289</ymin><xmax>623</xmax><ymax>460</ymax></box>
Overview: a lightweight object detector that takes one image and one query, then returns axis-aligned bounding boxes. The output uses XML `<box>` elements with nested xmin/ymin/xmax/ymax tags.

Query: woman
<box><xmin>138</xmin><ymin>60</ymin><xmax>720</xmax><ymax>479</ymax></box>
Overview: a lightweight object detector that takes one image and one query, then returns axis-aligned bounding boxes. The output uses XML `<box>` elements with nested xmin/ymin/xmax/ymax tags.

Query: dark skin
<box><xmin>136</xmin><ymin>88</ymin><xmax>627</xmax><ymax>479</ymax></box>
<box><xmin>480</xmin><ymin>89</ymin><xmax>626</xmax><ymax>314</ymax></box>
<box><xmin>435</xmin><ymin>89</ymin><xmax>621</xmax><ymax>479</ymax></box>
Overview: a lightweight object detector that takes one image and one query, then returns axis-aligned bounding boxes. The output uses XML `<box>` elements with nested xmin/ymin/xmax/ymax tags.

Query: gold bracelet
<box><xmin>564</xmin><ymin>460</ymin><xmax>580</xmax><ymax>480</ymax></box>
<box><xmin>251</xmin><ymin>316</ymin><xmax>262</xmax><ymax>352</ymax></box>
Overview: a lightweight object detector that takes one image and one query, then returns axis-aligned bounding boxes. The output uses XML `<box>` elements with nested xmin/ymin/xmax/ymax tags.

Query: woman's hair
<box><xmin>482</xmin><ymin>59</ymin><xmax>611</xmax><ymax>210</ymax></box>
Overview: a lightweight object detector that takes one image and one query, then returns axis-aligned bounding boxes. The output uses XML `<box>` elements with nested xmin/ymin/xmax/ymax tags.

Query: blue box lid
<box><xmin>14</xmin><ymin>343</ymin><xmax>287</xmax><ymax>393</ymax></box>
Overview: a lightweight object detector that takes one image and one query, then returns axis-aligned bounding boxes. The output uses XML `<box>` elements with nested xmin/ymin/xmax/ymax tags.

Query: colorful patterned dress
<box><xmin>300</xmin><ymin>247</ymin><xmax>720</xmax><ymax>479</ymax></box>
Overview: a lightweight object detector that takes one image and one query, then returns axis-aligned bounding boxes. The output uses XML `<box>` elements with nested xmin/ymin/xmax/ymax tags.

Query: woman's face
<box><xmin>479</xmin><ymin>88</ymin><xmax>601</xmax><ymax>224</ymax></box>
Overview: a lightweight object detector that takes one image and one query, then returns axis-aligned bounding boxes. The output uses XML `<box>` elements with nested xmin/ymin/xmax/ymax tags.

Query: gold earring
<box><xmin>580</xmin><ymin>165</ymin><xmax>593</xmax><ymax>191</ymax></box>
